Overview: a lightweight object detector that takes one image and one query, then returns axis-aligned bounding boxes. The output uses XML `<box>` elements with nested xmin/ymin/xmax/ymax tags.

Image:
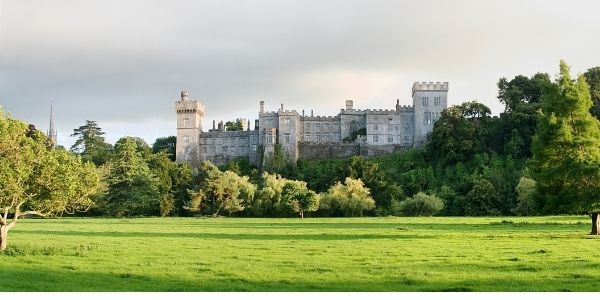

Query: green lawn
<box><xmin>1</xmin><ymin>216</ymin><xmax>598</xmax><ymax>291</ymax></box>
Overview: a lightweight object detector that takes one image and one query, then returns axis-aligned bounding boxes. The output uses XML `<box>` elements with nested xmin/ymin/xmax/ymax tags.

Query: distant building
<box><xmin>176</xmin><ymin>82</ymin><xmax>448</xmax><ymax>167</ymax></box>
<box><xmin>47</xmin><ymin>102</ymin><xmax>57</xmax><ymax>148</ymax></box>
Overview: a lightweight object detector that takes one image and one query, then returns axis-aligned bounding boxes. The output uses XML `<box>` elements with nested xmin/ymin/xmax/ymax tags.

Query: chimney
<box><xmin>212</xmin><ymin>120</ymin><xmax>216</xmax><ymax>130</ymax></box>
<box><xmin>181</xmin><ymin>90</ymin><xmax>189</xmax><ymax>101</ymax></box>
<box><xmin>218</xmin><ymin>121</ymin><xmax>224</xmax><ymax>131</ymax></box>
<box><xmin>396</xmin><ymin>99</ymin><xmax>400</xmax><ymax>111</ymax></box>
<box><xmin>302</xmin><ymin>109</ymin><xmax>305</xmax><ymax>117</ymax></box>
<box><xmin>311</xmin><ymin>109</ymin><xmax>314</xmax><ymax>117</ymax></box>
<box><xmin>345</xmin><ymin>100</ymin><xmax>353</xmax><ymax>110</ymax></box>
<box><xmin>260</xmin><ymin>101</ymin><xmax>265</xmax><ymax>113</ymax></box>
<box><xmin>247</xmin><ymin>120</ymin><xmax>250</xmax><ymax>131</ymax></box>
<box><xmin>280</xmin><ymin>103</ymin><xmax>284</xmax><ymax>111</ymax></box>
<box><xmin>255</xmin><ymin>119</ymin><xmax>259</xmax><ymax>130</ymax></box>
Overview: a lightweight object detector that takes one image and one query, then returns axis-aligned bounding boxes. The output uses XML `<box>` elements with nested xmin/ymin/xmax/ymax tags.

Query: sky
<box><xmin>1</xmin><ymin>0</ymin><xmax>600</xmax><ymax>147</ymax></box>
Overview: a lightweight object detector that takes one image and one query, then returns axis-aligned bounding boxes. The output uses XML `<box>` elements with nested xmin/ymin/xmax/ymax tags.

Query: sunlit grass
<box><xmin>1</xmin><ymin>216</ymin><xmax>598</xmax><ymax>291</ymax></box>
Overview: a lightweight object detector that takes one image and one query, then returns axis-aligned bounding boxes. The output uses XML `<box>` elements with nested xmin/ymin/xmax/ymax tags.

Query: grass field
<box><xmin>1</xmin><ymin>216</ymin><xmax>599</xmax><ymax>291</ymax></box>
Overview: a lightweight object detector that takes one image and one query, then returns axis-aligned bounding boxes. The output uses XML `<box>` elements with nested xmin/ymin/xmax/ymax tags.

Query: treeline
<box><xmin>3</xmin><ymin>61</ymin><xmax>598</xmax><ymax>219</ymax></box>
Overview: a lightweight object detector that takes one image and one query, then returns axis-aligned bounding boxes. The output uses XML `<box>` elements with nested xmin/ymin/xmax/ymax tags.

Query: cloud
<box><xmin>1</xmin><ymin>0</ymin><xmax>600</xmax><ymax>147</ymax></box>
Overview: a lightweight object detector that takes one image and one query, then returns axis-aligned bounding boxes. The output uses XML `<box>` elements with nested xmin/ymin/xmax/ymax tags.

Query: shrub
<box><xmin>396</xmin><ymin>192</ymin><xmax>444</xmax><ymax>216</ymax></box>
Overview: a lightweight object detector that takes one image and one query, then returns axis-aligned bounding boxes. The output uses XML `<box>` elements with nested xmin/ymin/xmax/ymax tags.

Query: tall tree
<box><xmin>530</xmin><ymin>60</ymin><xmax>600</xmax><ymax>234</ymax></box>
<box><xmin>320</xmin><ymin>178</ymin><xmax>375</xmax><ymax>217</ymax></box>
<box><xmin>152</xmin><ymin>136</ymin><xmax>177</xmax><ymax>161</ymax></box>
<box><xmin>0</xmin><ymin>109</ymin><xmax>99</xmax><ymax>251</ymax></box>
<box><xmin>102</xmin><ymin>138</ymin><xmax>161</xmax><ymax>216</ymax></box>
<box><xmin>583</xmin><ymin>67</ymin><xmax>600</xmax><ymax>120</ymax></box>
<box><xmin>70</xmin><ymin>120</ymin><xmax>112</xmax><ymax>165</ymax></box>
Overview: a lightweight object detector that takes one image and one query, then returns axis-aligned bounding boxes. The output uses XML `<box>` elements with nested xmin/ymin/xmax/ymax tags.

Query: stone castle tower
<box><xmin>412</xmin><ymin>82</ymin><xmax>448</xmax><ymax>147</ymax></box>
<box><xmin>175</xmin><ymin>91</ymin><xmax>204</xmax><ymax>168</ymax></box>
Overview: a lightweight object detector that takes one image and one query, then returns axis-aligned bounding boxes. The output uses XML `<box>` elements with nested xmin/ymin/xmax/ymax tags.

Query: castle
<box><xmin>176</xmin><ymin>82</ymin><xmax>448</xmax><ymax>167</ymax></box>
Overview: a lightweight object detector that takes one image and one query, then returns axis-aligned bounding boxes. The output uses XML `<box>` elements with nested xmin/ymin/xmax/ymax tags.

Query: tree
<box><xmin>70</xmin><ymin>120</ymin><xmax>112</xmax><ymax>165</ymax></box>
<box><xmin>225</xmin><ymin>120</ymin><xmax>244</xmax><ymax>131</ymax></box>
<box><xmin>464</xmin><ymin>178</ymin><xmax>501</xmax><ymax>216</ymax></box>
<box><xmin>320</xmin><ymin>178</ymin><xmax>375</xmax><ymax>217</ymax></box>
<box><xmin>512</xmin><ymin>177</ymin><xmax>536</xmax><ymax>216</ymax></box>
<box><xmin>395</xmin><ymin>192</ymin><xmax>444</xmax><ymax>216</ymax></box>
<box><xmin>190</xmin><ymin>161</ymin><xmax>256</xmax><ymax>216</ymax></box>
<box><xmin>428</xmin><ymin>101</ymin><xmax>492</xmax><ymax>165</ymax></box>
<box><xmin>281</xmin><ymin>180</ymin><xmax>319</xmax><ymax>218</ymax></box>
<box><xmin>583</xmin><ymin>67</ymin><xmax>600</xmax><ymax>120</ymax></box>
<box><xmin>102</xmin><ymin>138</ymin><xmax>161</xmax><ymax>216</ymax></box>
<box><xmin>152</xmin><ymin>136</ymin><xmax>176</xmax><ymax>161</ymax></box>
<box><xmin>530</xmin><ymin>60</ymin><xmax>600</xmax><ymax>234</ymax></box>
<box><xmin>0</xmin><ymin>109</ymin><xmax>100</xmax><ymax>251</ymax></box>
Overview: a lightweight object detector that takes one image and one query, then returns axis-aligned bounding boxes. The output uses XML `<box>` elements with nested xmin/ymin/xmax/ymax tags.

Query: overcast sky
<box><xmin>1</xmin><ymin>0</ymin><xmax>600</xmax><ymax>147</ymax></box>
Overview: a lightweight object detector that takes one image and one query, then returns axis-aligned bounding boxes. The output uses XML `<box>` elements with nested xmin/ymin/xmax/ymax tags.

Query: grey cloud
<box><xmin>2</xmin><ymin>0</ymin><xmax>600</xmax><ymax>147</ymax></box>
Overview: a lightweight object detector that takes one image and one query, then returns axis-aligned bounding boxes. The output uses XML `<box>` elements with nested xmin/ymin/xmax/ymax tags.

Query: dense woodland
<box><xmin>1</xmin><ymin>61</ymin><xmax>599</xmax><ymax>233</ymax></box>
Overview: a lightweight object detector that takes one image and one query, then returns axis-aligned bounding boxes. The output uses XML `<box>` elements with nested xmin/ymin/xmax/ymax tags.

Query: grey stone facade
<box><xmin>175</xmin><ymin>82</ymin><xmax>448</xmax><ymax>167</ymax></box>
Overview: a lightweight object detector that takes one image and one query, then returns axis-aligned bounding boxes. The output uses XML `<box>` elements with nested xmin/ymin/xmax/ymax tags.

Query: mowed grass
<box><xmin>1</xmin><ymin>216</ymin><xmax>599</xmax><ymax>291</ymax></box>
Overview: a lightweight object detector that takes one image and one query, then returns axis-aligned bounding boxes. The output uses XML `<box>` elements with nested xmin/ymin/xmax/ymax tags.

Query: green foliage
<box><xmin>281</xmin><ymin>180</ymin><xmax>319</xmax><ymax>218</ymax></box>
<box><xmin>320</xmin><ymin>178</ymin><xmax>375</xmax><ymax>217</ymax></box>
<box><xmin>152</xmin><ymin>136</ymin><xmax>176</xmax><ymax>161</ymax></box>
<box><xmin>394</xmin><ymin>192</ymin><xmax>444</xmax><ymax>216</ymax></box>
<box><xmin>427</xmin><ymin>101</ymin><xmax>492</xmax><ymax>165</ymax></box>
<box><xmin>512</xmin><ymin>177</ymin><xmax>537</xmax><ymax>216</ymax></box>
<box><xmin>102</xmin><ymin>138</ymin><xmax>161</xmax><ymax>217</ymax></box>
<box><xmin>225</xmin><ymin>120</ymin><xmax>244</xmax><ymax>131</ymax></box>
<box><xmin>159</xmin><ymin>197</ymin><xmax>175</xmax><ymax>217</ymax></box>
<box><xmin>0</xmin><ymin>109</ymin><xmax>100</xmax><ymax>250</ymax></box>
<box><xmin>191</xmin><ymin>161</ymin><xmax>256</xmax><ymax>216</ymax></box>
<box><xmin>530</xmin><ymin>60</ymin><xmax>600</xmax><ymax>215</ymax></box>
<box><xmin>70</xmin><ymin>120</ymin><xmax>113</xmax><ymax>165</ymax></box>
<box><xmin>342</xmin><ymin>127</ymin><xmax>366</xmax><ymax>142</ymax></box>
<box><xmin>583</xmin><ymin>66</ymin><xmax>600</xmax><ymax>120</ymax></box>
<box><xmin>465</xmin><ymin>178</ymin><xmax>501</xmax><ymax>216</ymax></box>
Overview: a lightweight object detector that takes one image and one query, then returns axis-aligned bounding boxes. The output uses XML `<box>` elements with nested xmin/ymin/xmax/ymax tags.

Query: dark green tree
<box><xmin>530</xmin><ymin>60</ymin><xmax>600</xmax><ymax>234</ymax></box>
<box><xmin>70</xmin><ymin>120</ymin><xmax>112</xmax><ymax>165</ymax></box>
<box><xmin>152</xmin><ymin>136</ymin><xmax>176</xmax><ymax>161</ymax></box>
<box><xmin>583</xmin><ymin>66</ymin><xmax>600</xmax><ymax>120</ymax></box>
<box><xmin>225</xmin><ymin>120</ymin><xmax>244</xmax><ymax>131</ymax></box>
<box><xmin>102</xmin><ymin>138</ymin><xmax>161</xmax><ymax>216</ymax></box>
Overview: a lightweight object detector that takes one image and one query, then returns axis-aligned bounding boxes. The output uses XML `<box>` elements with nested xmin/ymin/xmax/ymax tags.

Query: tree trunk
<box><xmin>590</xmin><ymin>212</ymin><xmax>600</xmax><ymax>235</ymax></box>
<box><xmin>300</xmin><ymin>211</ymin><xmax>304</xmax><ymax>219</ymax></box>
<box><xmin>0</xmin><ymin>224</ymin><xmax>8</xmax><ymax>252</ymax></box>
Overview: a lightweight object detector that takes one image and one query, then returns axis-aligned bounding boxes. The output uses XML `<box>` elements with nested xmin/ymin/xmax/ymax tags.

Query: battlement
<box><xmin>259</xmin><ymin>112</ymin><xmax>279</xmax><ymax>117</ymax></box>
<box><xmin>175</xmin><ymin>91</ymin><xmax>205</xmax><ymax>115</ymax></box>
<box><xmin>412</xmin><ymin>81</ymin><xmax>449</xmax><ymax>96</ymax></box>
<box><xmin>302</xmin><ymin>115</ymin><xmax>340</xmax><ymax>121</ymax></box>
<box><xmin>200</xmin><ymin>130</ymin><xmax>256</xmax><ymax>139</ymax></box>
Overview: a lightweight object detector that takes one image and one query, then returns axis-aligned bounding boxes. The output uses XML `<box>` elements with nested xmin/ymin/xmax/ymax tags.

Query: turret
<box><xmin>412</xmin><ymin>82</ymin><xmax>448</xmax><ymax>147</ymax></box>
<box><xmin>175</xmin><ymin>90</ymin><xmax>205</xmax><ymax>168</ymax></box>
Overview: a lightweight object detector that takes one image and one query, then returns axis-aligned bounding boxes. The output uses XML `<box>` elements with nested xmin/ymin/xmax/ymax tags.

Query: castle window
<box><xmin>230</xmin><ymin>146</ymin><xmax>235</xmax><ymax>153</ymax></box>
<box><xmin>373</xmin><ymin>135</ymin><xmax>379</xmax><ymax>143</ymax></box>
<box><xmin>266</xmin><ymin>134</ymin><xmax>274</xmax><ymax>144</ymax></box>
<box><xmin>304</xmin><ymin>134</ymin><xmax>310</xmax><ymax>142</ymax></box>
<box><xmin>183</xmin><ymin>135</ymin><xmax>190</xmax><ymax>144</ymax></box>
<box><xmin>316</xmin><ymin>135</ymin><xmax>321</xmax><ymax>143</ymax></box>
<box><xmin>316</xmin><ymin>123</ymin><xmax>321</xmax><ymax>130</ymax></box>
<box><xmin>251</xmin><ymin>145</ymin><xmax>257</xmax><ymax>151</ymax></box>
<box><xmin>284</xmin><ymin>134</ymin><xmax>290</xmax><ymax>143</ymax></box>
<box><xmin>422</xmin><ymin>97</ymin><xmax>429</xmax><ymax>106</ymax></box>
<box><xmin>240</xmin><ymin>146</ymin><xmax>246</xmax><ymax>153</ymax></box>
<box><xmin>284</xmin><ymin>118</ymin><xmax>290</xmax><ymax>124</ymax></box>
<box><xmin>324</xmin><ymin>123</ymin><xmax>329</xmax><ymax>131</ymax></box>
<box><xmin>395</xmin><ymin>125</ymin><xmax>400</xmax><ymax>132</ymax></box>
<box><xmin>388</xmin><ymin>124</ymin><xmax>393</xmax><ymax>131</ymax></box>
<box><xmin>221</xmin><ymin>146</ymin><xmax>227</xmax><ymax>152</ymax></box>
<box><xmin>202</xmin><ymin>147</ymin><xmax>207</xmax><ymax>153</ymax></box>
<box><xmin>373</xmin><ymin>124</ymin><xmax>378</xmax><ymax>131</ymax></box>
<box><xmin>388</xmin><ymin>136</ymin><xmax>393</xmax><ymax>143</ymax></box>
<box><xmin>183</xmin><ymin>118</ymin><xmax>190</xmax><ymax>127</ymax></box>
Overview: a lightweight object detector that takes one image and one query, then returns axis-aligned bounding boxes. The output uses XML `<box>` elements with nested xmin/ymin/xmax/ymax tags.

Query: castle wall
<box><xmin>175</xmin><ymin>82</ymin><xmax>448</xmax><ymax>167</ymax></box>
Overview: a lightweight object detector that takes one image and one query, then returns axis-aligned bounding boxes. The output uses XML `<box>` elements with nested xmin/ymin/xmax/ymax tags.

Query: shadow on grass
<box><xmin>13</xmin><ymin>230</ymin><xmax>430</xmax><ymax>241</ymax></box>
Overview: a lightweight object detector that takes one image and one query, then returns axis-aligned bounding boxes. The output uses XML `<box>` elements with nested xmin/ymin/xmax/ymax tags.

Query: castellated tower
<box><xmin>412</xmin><ymin>82</ymin><xmax>448</xmax><ymax>147</ymax></box>
<box><xmin>175</xmin><ymin>90</ymin><xmax>205</xmax><ymax>168</ymax></box>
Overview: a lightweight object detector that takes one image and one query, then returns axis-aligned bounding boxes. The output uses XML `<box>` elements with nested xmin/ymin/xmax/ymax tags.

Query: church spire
<box><xmin>48</xmin><ymin>101</ymin><xmax>57</xmax><ymax>148</ymax></box>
